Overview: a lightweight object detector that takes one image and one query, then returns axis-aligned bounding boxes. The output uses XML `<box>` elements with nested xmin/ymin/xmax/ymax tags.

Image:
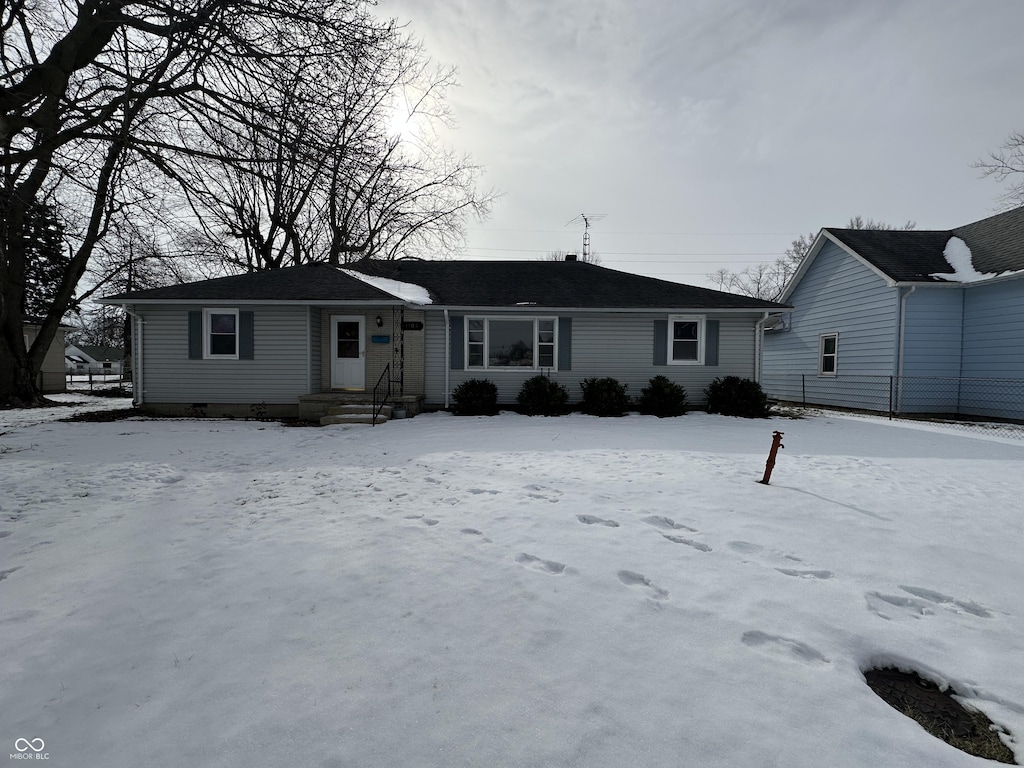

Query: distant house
<box><xmin>65</xmin><ymin>344</ymin><xmax>125</xmax><ymax>375</ymax></box>
<box><xmin>102</xmin><ymin>259</ymin><xmax>788</xmax><ymax>421</ymax></box>
<box><xmin>23</xmin><ymin>316</ymin><xmax>68</xmax><ymax>394</ymax></box>
<box><xmin>761</xmin><ymin>206</ymin><xmax>1024</xmax><ymax>420</ymax></box>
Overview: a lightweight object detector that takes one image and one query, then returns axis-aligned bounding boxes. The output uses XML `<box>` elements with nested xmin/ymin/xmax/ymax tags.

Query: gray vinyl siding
<box><xmin>424</xmin><ymin>310</ymin><xmax>759</xmax><ymax>407</ymax></box>
<box><xmin>138</xmin><ymin>305</ymin><xmax>311</xmax><ymax>404</ymax></box>
<box><xmin>308</xmin><ymin>307</ymin><xmax>322</xmax><ymax>393</ymax></box>
<box><xmin>762</xmin><ymin>240</ymin><xmax>898</xmax><ymax>410</ymax></box>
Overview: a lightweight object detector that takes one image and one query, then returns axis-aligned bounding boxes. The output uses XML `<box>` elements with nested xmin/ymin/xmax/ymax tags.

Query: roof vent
<box><xmin>565</xmin><ymin>253</ymin><xmax>578</xmax><ymax>262</ymax></box>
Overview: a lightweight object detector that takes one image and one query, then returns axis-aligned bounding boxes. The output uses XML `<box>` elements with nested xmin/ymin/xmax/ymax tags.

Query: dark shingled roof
<box><xmin>825</xmin><ymin>206</ymin><xmax>1024</xmax><ymax>282</ymax></box>
<box><xmin>103</xmin><ymin>263</ymin><xmax>399</xmax><ymax>302</ymax></box>
<box><xmin>951</xmin><ymin>206</ymin><xmax>1024</xmax><ymax>275</ymax></box>
<box><xmin>107</xmin><ymin>260</ymin><xmax>788</xmax><ymax>310</ymax></box>
<box><xmin>350</xmin><ymin>260</ymin><xmax>786</xmax><ymax>309</ymax></box>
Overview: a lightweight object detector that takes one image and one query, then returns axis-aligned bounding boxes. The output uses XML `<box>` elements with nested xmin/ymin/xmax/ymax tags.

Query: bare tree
<box><xmin>179</xmin><ymin>32</ymin><xmax>494</xmax><ymax>271</ymax></box>
<box><xmin>708</xmin><ymin>218</ymin><xmax>915</xmax><ymax>301</ymax></box>
<box><xmin>0</xmin><ymin>0</ymin><xmax>405</xmax><ymax>406</ymax></box>
<box><xmin>975</xmin><ymin>129</ymin><xmax>1024</xmax><ymax>209</ymax></box>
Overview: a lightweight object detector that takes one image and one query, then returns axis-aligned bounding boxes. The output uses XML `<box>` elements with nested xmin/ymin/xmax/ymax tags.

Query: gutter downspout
<box><xmin>443</xmin><ymin>309</ymin><xmax>451</xmax><ymax>410</ymax></box>
<box><xmin>123</xmin><ymin>306</ymin><xmax>144</xmax><ymax>407</ymax></box>
<box><xmin>896</xmin><ymin>286</ymin><xmax>916</xmax><ymax>413</ymax></box>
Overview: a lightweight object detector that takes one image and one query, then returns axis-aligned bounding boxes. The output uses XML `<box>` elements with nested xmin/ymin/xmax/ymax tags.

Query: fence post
<box><xmin>801</xmin><ymin>374</ymin><xmax>806</xmax><ymax>406</ymax></box>
<box><xmin>888</xmin><ymin>376</ymin><xmax>893</xmax><ymax>420</ymax></box>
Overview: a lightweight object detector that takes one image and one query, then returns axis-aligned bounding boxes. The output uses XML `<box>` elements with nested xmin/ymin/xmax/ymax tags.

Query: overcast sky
<box><xmin>377</xmin><ymin>0</ymin><xmax>1024</xmax><ymax>288</ymax></box>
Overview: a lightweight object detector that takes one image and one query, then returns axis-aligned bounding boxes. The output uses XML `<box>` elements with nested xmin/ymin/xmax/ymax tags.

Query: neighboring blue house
<box><xmin>761</xmin><ymin>206</ymin><xmax>1024</xmax><ymax>420</ymax></box>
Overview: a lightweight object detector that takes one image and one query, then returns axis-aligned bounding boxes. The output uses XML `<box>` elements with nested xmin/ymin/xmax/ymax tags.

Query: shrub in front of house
<box><xmin>704</xmin><ymin>376</ymin><xmax>770</xmax><ymax>418</ymax></box>
<box><xmin>452</xmin><ymin>378</ymin><xmax>499</xmax><ymax>416</ymax></box>
<box><xmin>579</xmin><ymin>377</ymin><xmax>631</xmax><ymax>416</ymax></box>
<box><xmin>638</xmin><ymin>375</ymin><xmax>689</xmax><ymax>417</ymax></box>
<box><xmin>516</xmin><ymin>375</ymin><xmax>570</xmax><ymax>416</ymax></box>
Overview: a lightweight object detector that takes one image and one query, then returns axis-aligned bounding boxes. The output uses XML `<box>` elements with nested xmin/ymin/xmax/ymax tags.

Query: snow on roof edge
<box><xmin>338</xmin><ymin>268</ymin><xmax>433</xmax><ymax>305</ymax></box>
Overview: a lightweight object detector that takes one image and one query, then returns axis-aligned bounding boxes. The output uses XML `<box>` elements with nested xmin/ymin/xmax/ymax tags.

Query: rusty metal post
<box><xmin>758</xmin><ymin>430</ymin><xmax>784</xmax><ymax>485</ymax></box>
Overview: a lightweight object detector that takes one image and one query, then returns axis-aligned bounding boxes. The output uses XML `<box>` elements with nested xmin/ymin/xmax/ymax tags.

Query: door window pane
<box><xmin>337</xmin><ymin>322</ymin><xmax>359</xmax><ymax>358</ymax></box>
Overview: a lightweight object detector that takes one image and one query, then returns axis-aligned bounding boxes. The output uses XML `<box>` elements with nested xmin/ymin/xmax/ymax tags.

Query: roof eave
<box><xmin>100</xmin><ymin>297</ymin><xmax>408</xmax><ymax>307</ymax></box>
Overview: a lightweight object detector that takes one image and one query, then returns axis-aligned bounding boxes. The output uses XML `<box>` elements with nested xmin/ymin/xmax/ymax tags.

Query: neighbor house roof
<box><xmin>105</xmin><ymin>260</ymin><xmax>789</xmax><ymax>311</ymax></box>
<box><xmin>823</xmin><ymin>205</ymin><xmax>1024</xmax><ymax>284</ymax></box>
<box><xmin>70</xmin><ymin>345</ymin><xmax>125</xmax><ymax>362</ymax></box>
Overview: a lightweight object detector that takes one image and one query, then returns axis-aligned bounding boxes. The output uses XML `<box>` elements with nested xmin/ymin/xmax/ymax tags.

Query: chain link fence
<box><xmin>762</xmin><ymin>374</ymin><xmax>1024</xmax><ymax>439</ymax></box>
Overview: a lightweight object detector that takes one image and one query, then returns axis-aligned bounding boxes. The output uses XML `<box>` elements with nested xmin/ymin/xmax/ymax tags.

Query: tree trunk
<box><xmin>0</xmin><ymin>322</ymin><xmax>45</xmax><ymax>407</ymax></box>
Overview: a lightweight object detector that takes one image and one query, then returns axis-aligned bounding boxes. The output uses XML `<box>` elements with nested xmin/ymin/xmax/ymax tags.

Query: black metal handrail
<box><xmin>372</xmin><ymin>363</ymin><xmax>391</xmax><ymax>426</ymax></box>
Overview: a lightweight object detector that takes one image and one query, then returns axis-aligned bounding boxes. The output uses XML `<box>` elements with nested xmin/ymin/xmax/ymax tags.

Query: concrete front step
<box><xmin>326</xmin><ymin>404</ymin><xmax>393</xmax><ymax>417</ymax></box>
<box><xmin>320</xmin><ymin>412</ymin><xmax>389</xmax><ymax>426</ymax></box>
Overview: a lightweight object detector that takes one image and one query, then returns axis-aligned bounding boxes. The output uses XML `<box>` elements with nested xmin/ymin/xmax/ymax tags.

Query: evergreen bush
<box><xmin>638</xmin><ymin>375</ymin><xmax>688</xmax><ymax>417</ymax></box>
<box><xmin>579</xmin><ymin>377</ymin><xmax>631</xmax><ymax>416</ymax></box>
<box><xmin>516</xmin><ymin>375</ymin><xmax>570</xmax><ymax>416</ymax></box>
<box><xmin>704</xmin><ymin>376</ymin><xmax>770</xmax><ymax>418</ymax></box>
<box><xmin>452</xmin><ymin>378</ymin><xmax>499</xmax><ymax>416</ymax></box>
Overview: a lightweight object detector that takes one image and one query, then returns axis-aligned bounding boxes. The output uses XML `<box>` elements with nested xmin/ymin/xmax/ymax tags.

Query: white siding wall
<box><xmin>138</xmin><ymin>304</ymin><xmax>310</xmax><ymax>404</ymax></box>
<box><xmin>424</xmin><ymin>310</ymin><xmax>759</xmax><ymax>407</ymax></box>
<box><xmin>762</xmin><ymin>240</ymin><xmax>898</xmax><ymax>409</ymax></box>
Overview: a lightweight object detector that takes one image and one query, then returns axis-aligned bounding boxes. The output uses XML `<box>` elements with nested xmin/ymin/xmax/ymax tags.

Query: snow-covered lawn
<box><xmin>2</xmin><ymin>404</ymin><xmax>1023</xmax><ymax>767</ymax></box>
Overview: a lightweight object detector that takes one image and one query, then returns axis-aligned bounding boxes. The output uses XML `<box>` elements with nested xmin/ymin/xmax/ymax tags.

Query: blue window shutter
<box><xmin>188</xmin><ymin>311</ymin><xmax>202</xmax><ymax>359</ymax></box>
<box><xmin>653</xmin><ymin>320</ymin><xmax>667</xmax><ymax>365</ymax></box>
<box><xmin>558</xmin><ymin>317</ymin><xmax>572</xmax><ymax>370</ymax></box>
<box><xmin>450</xmin><ymin>315</ymin><xmax>464</xmax><ymax>369</ymax></box>
<box><xmin>705</xmin><ymin>319</ymin><xmax>719</xmax><ymax>366</ymax></box>
<box><xmin>239</xmin><ymin>311</ymin><xmax>254</xmax><ymax>360</ymax></box>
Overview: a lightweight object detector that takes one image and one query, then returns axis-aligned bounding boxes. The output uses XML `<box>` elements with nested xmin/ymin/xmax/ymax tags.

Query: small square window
<box><xmin>668</xmin><ymin>315</ymin><xmax>705</xmax><ymax>365</ymax></box>
<box><xmin>205</xmin><ymin>309</ymin><xmax>239</xmax><ymax>359</ymax></box>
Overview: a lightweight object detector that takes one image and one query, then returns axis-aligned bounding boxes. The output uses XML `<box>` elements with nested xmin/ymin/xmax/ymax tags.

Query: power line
<box><xmin>467</xmin><ymin>227</ymin><xmax>804</xmax><ymax>236</ymax></box>
<box><xmin>462</xmin><ymin>247</ymin><xmax>785</xmax><ymax>258</ymax></box>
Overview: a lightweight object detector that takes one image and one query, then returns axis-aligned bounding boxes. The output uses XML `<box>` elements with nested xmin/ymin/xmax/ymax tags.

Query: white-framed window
<box><xmin>204</xmin><ymin>308</ymin><xmax>239</xmax><ymax>359</ymax></box>
<box><xmin>668</xmin><ymin>314</ymin><xmax>705</xmax><ymax>365</ymax></box>
<box><xmin>466</xmin><ymin>316</ymin><xmax>558</xmax><ymax>370</ymax></box>
<box><xmin>819</xmin><ymin>333</ymin><xmax>838</xmax><ymax>376</ymax></box>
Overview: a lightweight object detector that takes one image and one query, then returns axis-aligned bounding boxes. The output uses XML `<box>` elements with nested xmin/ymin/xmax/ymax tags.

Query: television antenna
<box><xmin>565</xmin><ymin>213</ymin><xmax>606</xmax><ymax>261</ymax></box>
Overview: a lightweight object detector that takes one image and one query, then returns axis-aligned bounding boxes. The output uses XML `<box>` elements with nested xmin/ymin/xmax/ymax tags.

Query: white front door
<box><xmin>330</xmin><ymin>315</ymin><xmax>365</xmax><ymax>390</ymax></box>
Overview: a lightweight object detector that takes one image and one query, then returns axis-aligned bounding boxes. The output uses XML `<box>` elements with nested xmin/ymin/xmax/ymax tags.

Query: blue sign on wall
<box><xmin>371</xmin><ymin>335</ymin><xmax>391</xmax><ymax>344</ymax></box>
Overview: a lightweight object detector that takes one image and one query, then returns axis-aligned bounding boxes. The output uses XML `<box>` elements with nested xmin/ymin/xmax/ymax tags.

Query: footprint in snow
<box><xmin>662</xmin><ymin>534</ymin><xmax>711</xmax><ymax>552</ymax></box>
<box><xmin>0</xmin><ymin>531</ymin><xmax>12</xmax><ymax>538</ymax></box>
<box><xmin>617</xmin><ymin>570</ymin><xmax>669</xmax><ymax>601</ymax></box>
<box><xmin>866</xmin><ymin>587</ymin><xmax>992</xmax><ymax>620</ymax></box>
<box><xmin>741</xmin><ymin>630</ymin><xmax>829</xmax><ymax>666</ymax></box>
<box><xmin>775</xmin><ymin>568</ymin><xmax>833</xmax><ymax>580</ymax></box>
<box><xmin>515</xmin><ymin>553</ymin><xmax>567</xmax><ymax>575</ymax></box>
<box><xmin>468</xmin><ymin>488</ymin><xmax>500</xmax><ymax>495</ymax></box>
<box><xmin>642</xmin><ymin>515</ymin><xmax>696</xmax><ymax>532</ymax></box>
<box><xmin>899</xmin><ymin>585</ymin><xmax>993</xmax><ymax>618</ymax></box>
<box><xmin>460</xmin><ymin>528</ymin><xmax>483</xmax><ymax>535</ymax></box>
<box><xmin>577</xmin><ymin>515</ymin><xmax>620</xmax><ymax>527</ymax></box>
<box><xmin>0</xmin><ymin>567</ymin><xmax>21</xmax><ymax>582</ymax></box>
